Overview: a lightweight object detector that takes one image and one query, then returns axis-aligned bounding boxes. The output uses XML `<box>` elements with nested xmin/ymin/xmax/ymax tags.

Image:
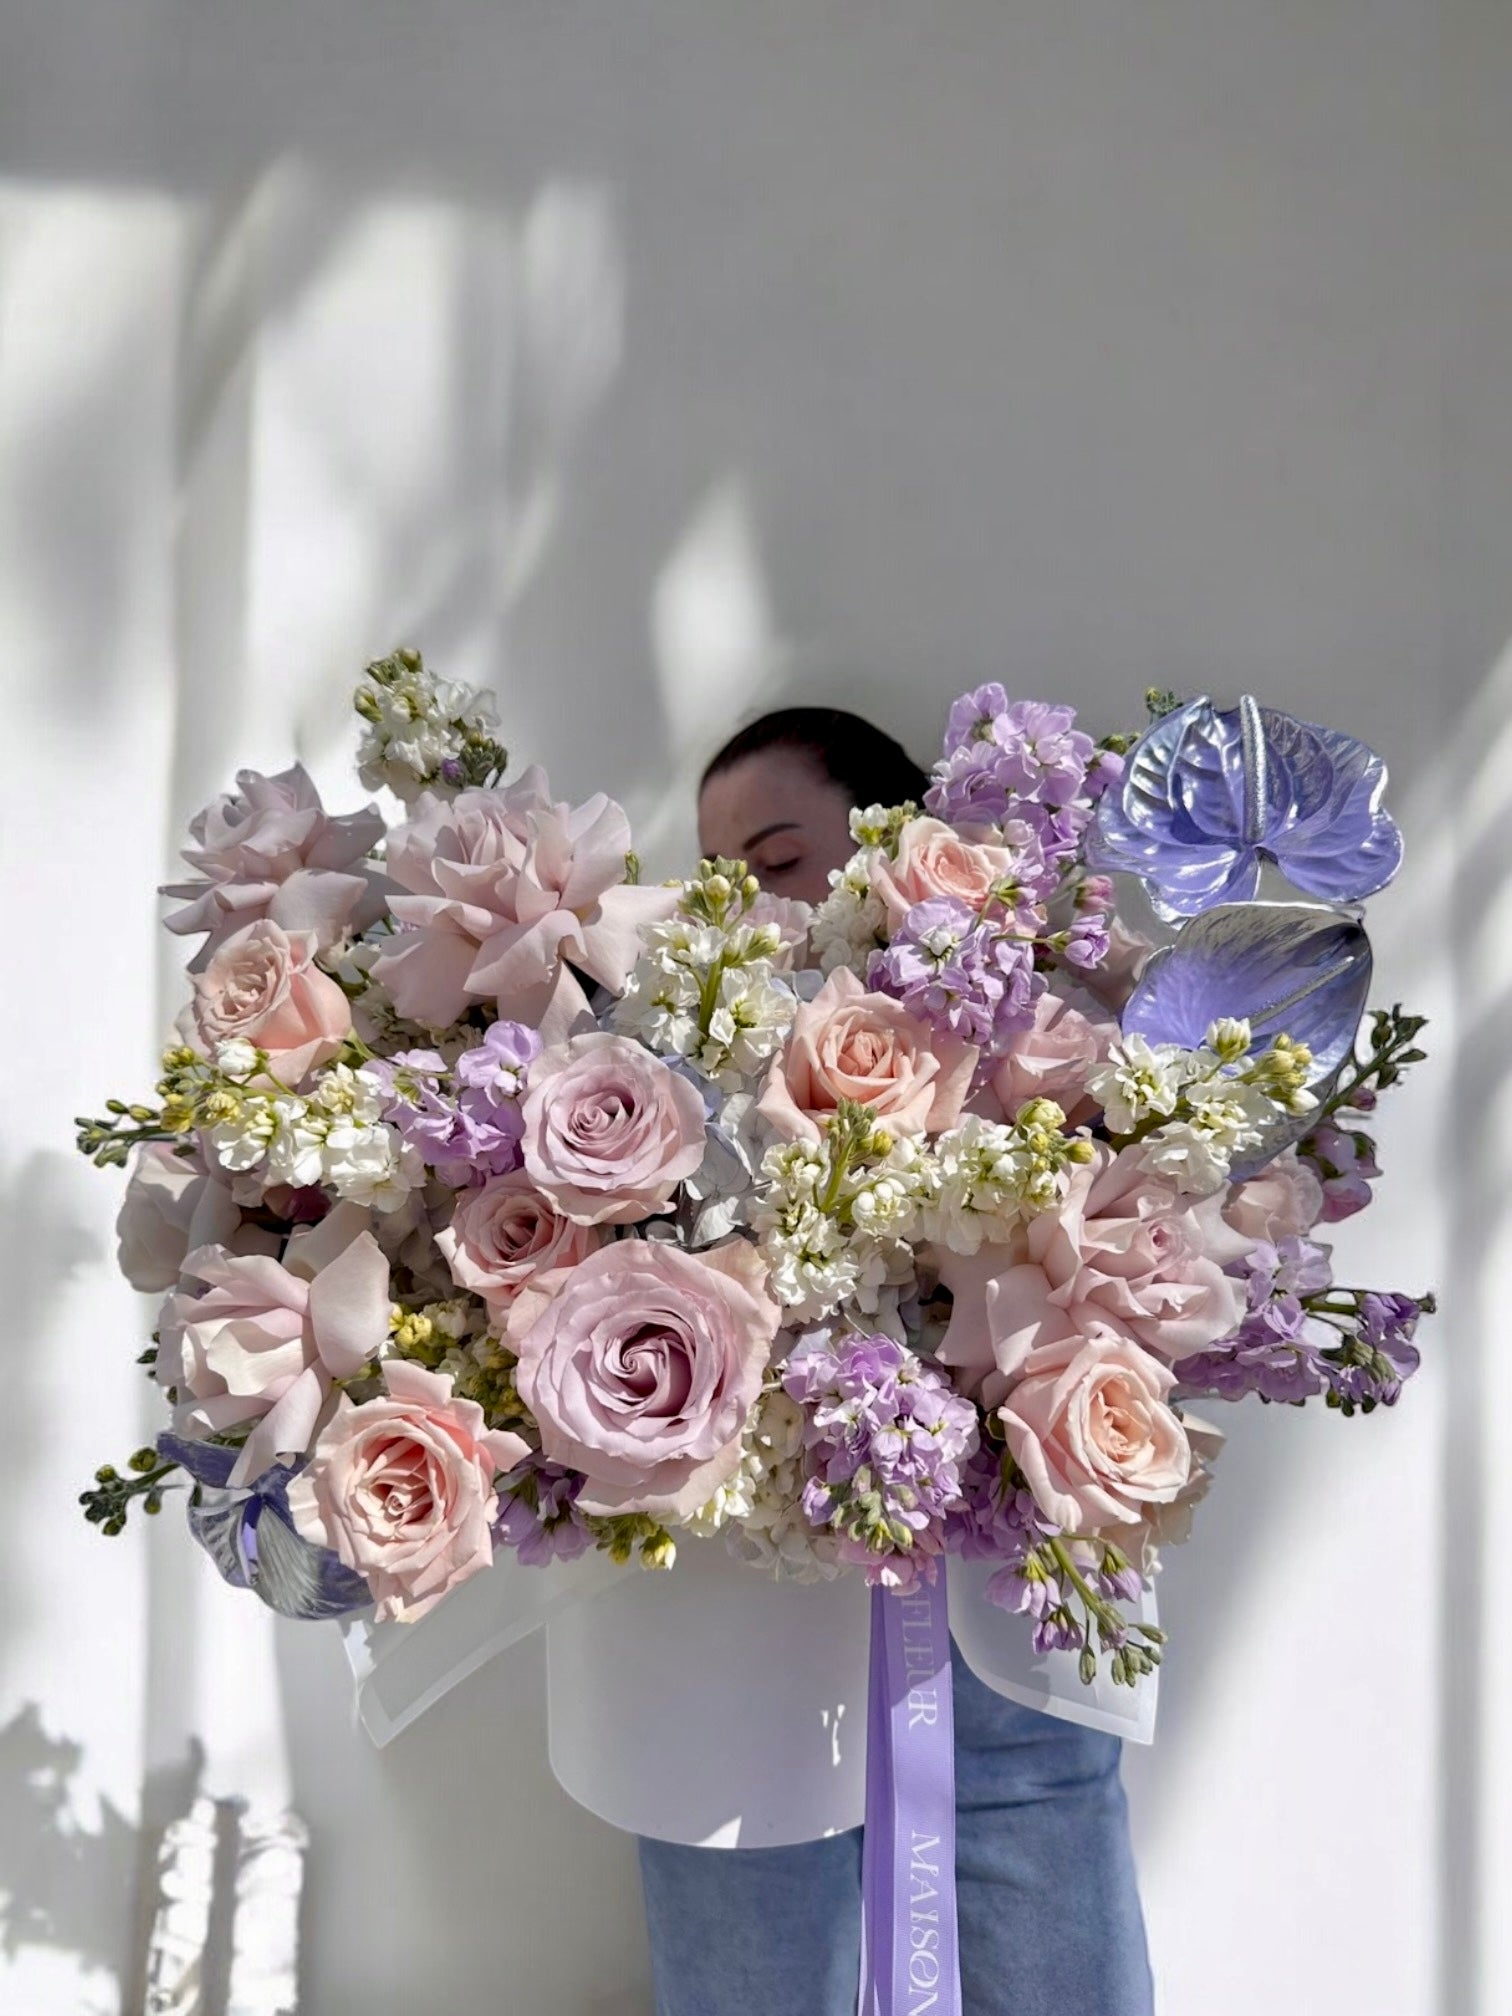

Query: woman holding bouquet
<box><xmin>629</xmin><ymin>706</ymin><xmax>1155</xmax><ymax>2016</ymax></box>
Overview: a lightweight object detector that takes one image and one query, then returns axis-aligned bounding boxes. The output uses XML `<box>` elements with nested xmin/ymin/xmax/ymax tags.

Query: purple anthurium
<box><xmin>1088</xmin><ymin>696</ymin><xmax>1402</xmax><ymax>919</ymax></box>
<box><xmin>1121</xmin><ymin>901</ymin><xmax>1373</xmax><ymax>1176</ymax></box>
<box><xmin>160</xmin><ymin>1431</ymin><xmax>371</xmax><ymax>1620</ymax></box>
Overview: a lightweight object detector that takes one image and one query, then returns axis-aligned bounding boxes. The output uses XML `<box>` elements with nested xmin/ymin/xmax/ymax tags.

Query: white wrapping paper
<box><xmin>342</xmin><ymin>1537</ymin><xmax>1156</xmax><ymax>1845</ymax></box>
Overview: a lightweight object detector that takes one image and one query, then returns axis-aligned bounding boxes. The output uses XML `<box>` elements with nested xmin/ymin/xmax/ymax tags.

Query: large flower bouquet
<box><xmin>80</xmin><ymin>653</ymin><xmax>1432</xmax><ymax>1700</ymax></box>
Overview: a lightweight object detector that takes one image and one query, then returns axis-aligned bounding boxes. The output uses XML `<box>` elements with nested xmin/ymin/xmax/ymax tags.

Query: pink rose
<box><xmin>371</xmin><ymin>768</ymin><xmax>678</xmax><ymax>1039</ymax></box>
<box><xmin>520</xmin><ymin>1032</ymin><xmax>707</xmax><ymax>1225</ymax></box>
<box><xmin>509</xmin><ymin>1237</ymin><xmax>778</xmax><ymax>1520</ymax></box>
<box><xmin>936</xmin><ymin>1144</ymin><xmax>1253</xmax><ymax>1405</ymax></box>
<box><xmin>437</xmin><ymin>1171</ymin><xmax>604</xmax><ymax>1314</ymax></box>
<box><xmin>998</xmin><ymin>1328</ymin><xmax>1192</xmax><ymax>1531</ymax></box>
<box><xmin>157</xmin><ymin>1206</ymin><xmax>392</xmax><ymax>1485</ymax></box>
<box><xmin>869</xmin><ymin>817</ymin><xmax>1024</xmax><ymax>931</ymax></box>
<box><xmin>757</xmin><ymin>968</ymin><xmax>977</xmax><ymax>1143</ymax></box>
<box><xmin>161</xmin><ymin>762</ymin><xmax>389</xmax><ymax>968</ymax></box>
<box><xmin>986</xmin><ymin>985</ymin><xmax>1119</xmax><ymax>1128</ymax></box>
<box><xmin>191</xmin><ymin>920</ymin><xmax>352</xmax><ymax>1086</ymax></box>
<box><xmin>287</xmin><ymin>1359</ymin><xmax>528</xmax><ymax>1623</ymax></box>
<box><xmin>116</xmin><ymin>1142</ymin><xmax>273</xmax><ymax>1293</ymax></box>
<box><xmin>1222</xmin><ymin>1149</ymin><xmax>1325</xmax><ymax>1243</ymax></box>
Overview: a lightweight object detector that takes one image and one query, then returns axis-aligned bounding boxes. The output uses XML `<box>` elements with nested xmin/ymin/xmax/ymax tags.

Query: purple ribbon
<box><xmin>858</xmin><ymin>1566</ymin><xmax>962</xmax><ymax>2016</ymax></box>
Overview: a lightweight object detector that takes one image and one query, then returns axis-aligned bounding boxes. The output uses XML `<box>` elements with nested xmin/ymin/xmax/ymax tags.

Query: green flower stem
<box><xmin>1048</xmin><ymin>1535</ymin><xmax>1120</xmax><ymax>1631</ymax></box>
<box><xmin>696</xmin><ymin>952</ymin><xmax>727</xmax><ymax>1039</ymax></box>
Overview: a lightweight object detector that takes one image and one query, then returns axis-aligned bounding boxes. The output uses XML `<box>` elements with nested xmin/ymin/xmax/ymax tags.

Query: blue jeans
<box><xmin>638</xmin><ymin>1641</ymin><xmax>1153</xmax><ymax>2016</ymax></box>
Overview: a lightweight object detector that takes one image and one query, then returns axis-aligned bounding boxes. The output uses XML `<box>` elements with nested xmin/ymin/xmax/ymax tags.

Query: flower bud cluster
<box><xmin>354</xmin><ymin>647</ymin><xmax>507</xmax><ymax>801</ymax></box>
<box><xmin>616</xmin><ymin>858</ymin><xmax>799</xmax><ymax>1088</ymax></box>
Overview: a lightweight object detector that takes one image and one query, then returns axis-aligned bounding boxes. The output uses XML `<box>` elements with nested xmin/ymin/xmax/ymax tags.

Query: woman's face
<box><xmin>697</xmin><ymin>749</ymin><xmax>856</xmax><ymax>906</ymax></box>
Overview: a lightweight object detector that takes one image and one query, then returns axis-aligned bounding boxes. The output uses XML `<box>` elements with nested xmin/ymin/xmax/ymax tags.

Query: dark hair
<box><xmin>700</xmin><ymin>706</ymin><xmax>931</xmax><ymax>811</ymax></box>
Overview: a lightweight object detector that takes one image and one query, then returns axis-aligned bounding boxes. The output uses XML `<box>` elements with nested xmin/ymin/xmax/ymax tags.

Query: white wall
<box><xmin>1</xmin><ymin>4</ymin><xmax>1506</xmax><ymax>2011</ymax></box>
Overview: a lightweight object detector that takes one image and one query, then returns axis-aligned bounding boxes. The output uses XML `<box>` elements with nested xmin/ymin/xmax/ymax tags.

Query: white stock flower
<box><xmin>204</xmin><ymin>1093</ymin><xmax>278</xmax><ymax>1173</ymax></box>
<box><xmin>688</xmin><ymin>1385</ymin><xmax>842</xmax><ymax>1580</ymax></box>
<box><xmin>809</xmin><ymin>852</ymin><xmax>888</xmax><ymax>975</ymax></box>
<box><xmin>322</xmin><ymin>1119</ymin><xmax>423</xmax><ymax>1211</ymax></box>
<box><xmin>1138</xmin><ymin>1122</ymin><xmax>1237</xmax><ymax>1196</ymax></box>
<box><xmin>1086</xmin><ymin>1034</ymin><xmax>1200</xmax><ymax>1135</ymax></box>
<box><xmin>213</xmin><ymin>1037</ymin><xmax>260</xmax><ymax>1082</ymax></box>
<box><xmin>615</xmin><ymin>913</ymin><xmax>797</xmax><ymax>1088</ymax></box>
<box><xmin>751</xmin><ymin>1134</ymin><xmax>931</xmax><ymax>1323</ymax></box>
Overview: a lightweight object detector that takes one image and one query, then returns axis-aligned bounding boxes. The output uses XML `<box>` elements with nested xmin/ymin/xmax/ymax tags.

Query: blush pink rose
<box><xmin>191</xmin><ymin>920</ymin><xmax>352</xmax><ymax>1086</ymax></box>
<box><xmin>287</xmin><ymin>1359</ymin><xmax>528</xmax><ymax>1623</ymax></box>
<box><xmin>1222</xmin><ymin>1149</ymin><xmax>1325</xmax><ymax>1243</ymax></box>
<box><xmin>757</xmin><ymin>967</ymin><xmax>977</xmax><ymax>1143</ymax></box>
<box><xmin>371</xmin><ymin>767</ymin><xmax>678</xmax><ymax>1040</ymax></box>
<box><xmin>437</xmin><ymin>1171</ymin><xmax>604</xmax><ymax>1314</ymax></box>
<box><xmin>509</xmin><ymin>1237</ymin><xmax>779</xmax><ymax>1520</ymax></box>
<box><xmin>116</xmin><ymin>1142</ymin><xmax>274</xmax><ymax>1293</ymax></box>
<box><xmin>936</xmin><ymin>1144</ymin><xmax>1253</xmax><ymax>1406</ymax></box>
<box><xmin>157</xmin><ymin>1206</ymin><xmax>393</xmax><ymax>1485</ymax></box>
<box><xmin>520</xmin><ymin>1032</ymin><xmax>707</xmax><ymax>1225</ymax></box>
<box><xmin>868</xmin><ymin>817</ymin><xmax>1024</xmax><ymax>931</ymax></box>
<box><xmin>997</xmin><ymin>1328</ymin><xmax>1192</xmax><ymax>1531</ymax></box>
<box><xmin>986</xmin><ymin>985</ymin><xmax>1119</xmax><ymax>1128</ymax></box>
<box><xmin>161</xmin><ymin>762</ymin><xmax>389</xmax><ymax>969</ymax></box>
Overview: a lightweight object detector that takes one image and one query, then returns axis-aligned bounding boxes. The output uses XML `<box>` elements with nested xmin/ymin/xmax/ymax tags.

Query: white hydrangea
<box><xmin>686</xmin><ymin>1386</ymin><xmax>842</xmax><ymax>1581</ymax></box>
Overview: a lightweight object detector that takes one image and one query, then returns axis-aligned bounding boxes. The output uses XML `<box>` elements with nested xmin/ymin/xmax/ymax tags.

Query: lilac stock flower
<box><xmin>455</xmin><ymin>1019</ymin><xmax>542</xmax><ymax>1101</ymax></box>
<box><xmin>1240</xmin><ymin>1237</ymin><xmax>1335</xmax><ymax>1308</ymax></box>
<box><xmin>1174</xmin><ymin>1239</ymin><xmax>1336</xmax><ymax>1404</ymax></box>
<box><xmin>1298</xmin><ymin>1119</ymin><xmax>1381</xmax><ymax>1223</ymax></box>
<box><xmin>782</xmin><ymin>1329</ymin><xmax>979</xmax><ymax>1589</ymax></box>
<box><xmin>494</xmin><ymin>1457</ymin><xmax>593</xmax><ymax>1566</ymax></box>
<box><xmin>868</xmin><ymin>896</ymin><xmax>1043</xmax><ymax>1058</ymax></box>
<box><xmin>1323</xmin><ymin>1291</ymin><xmax>1426</xmax><ymax>1412</ymax></box>
<box><xmin>943</xmin><ymin>683</ymin><xmax>1013</xmax><ymax>756</ymax></box>
<box><xmin>1176</xmin><ymin>1237</ymin><xmax>1427</xmax><ymax>1412</ymax></box>
<box><xmin>369</xmin><ymin>1021</ymin><xmax>539</xmax><ymax>1184</ymax></box>
<box><xmin>1176</xmin><ymin>1313</ymin><xmax>1330</xmax><ymax>1406</ymax></box>
<box><xmin>947</xmin><ymin>1441</ymin><xmax>1058</xmax><ymax>1557</ymax></box>
<box><xmin>927</xmin><ymin>694</ymin><xmax>1113</xmax><ymax>855</ymax></box>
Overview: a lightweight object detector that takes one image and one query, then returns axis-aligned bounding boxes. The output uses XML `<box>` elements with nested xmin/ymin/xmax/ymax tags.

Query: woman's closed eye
<box><xmin>752</xmin><ymin>850</ymin><xmax>804</xmax><ymax>886</ymax></box>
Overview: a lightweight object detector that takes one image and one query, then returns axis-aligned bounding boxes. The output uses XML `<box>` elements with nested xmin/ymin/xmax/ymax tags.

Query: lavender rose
<box><xmin>437</xmin><ymin>1170</ymin><xmax>604</xmax><ymax>1316</ymax></box>
<box><xmin>520</xmin><ymin>1031</ymin><xmax>707</xmax><ymax>1225</ymax></box>
<box><xmin>508</xmin><ymin>1237</ymin><xmax>779</xmax><ymax>1519</ymax></box>
<box><xmin>116</xmin><ymin>1142</ymin><xmax>270</xmax><ymax>1293</ymax></box>
<box><xmin>161</xmin><ymin>761</ymin><xmax>388</xmax><ymax>968</ymax></box>
<box><xmin>371</xmin><ymin>767</ymin><xmax>678</xmax><ymax>1038</ymax></box>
